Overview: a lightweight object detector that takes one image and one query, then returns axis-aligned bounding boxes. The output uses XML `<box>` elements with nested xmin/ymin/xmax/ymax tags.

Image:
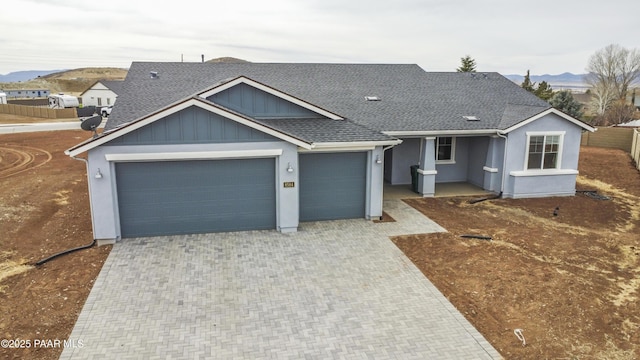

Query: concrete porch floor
<box><xmin>384</xmin><ymin>182</ymin><xmax>494</xmax><ymax>200</ymax></box>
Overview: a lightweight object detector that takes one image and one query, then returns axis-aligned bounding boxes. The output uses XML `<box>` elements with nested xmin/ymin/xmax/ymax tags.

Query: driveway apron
<box><xmin>61</xmin><ymin>200</ymin><xmax>502</xmax><ymax>359</ymax></box>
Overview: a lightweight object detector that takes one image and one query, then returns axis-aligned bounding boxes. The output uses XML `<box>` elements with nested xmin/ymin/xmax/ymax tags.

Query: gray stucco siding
<box><xmin>209</xmin><ymin>83</ymin><xmax>322</xmax><ymax>119</ymax></box>
<box><xmin>109</xmin><ymin>106</ymin><xmax>277</xmax><ymax>146</ymax></box>
<box><xmin>502</xmin><ymin>113</ymin><xmax>585</xmax><ymax>198</ymax></box>
<box><xmin>435</xmin><ymin>137</ymin><xmax>469</xmax><ymax>183</ymax></box>
<box><xmin>387</xmin><ymin>138</ymin><xmax>420</xmax><ymax>185</ymax></box>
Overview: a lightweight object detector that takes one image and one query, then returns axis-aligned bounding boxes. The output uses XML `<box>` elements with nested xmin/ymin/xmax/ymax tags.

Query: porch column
<box><xmin>483</xmin><ymin>135</ymin><xmax>502</xmax><ymax>192</ymax></box>
<box><xmin>418</xmin><ymin>137</ymin><xmax>437</xmax><ymax>197</ymax></box>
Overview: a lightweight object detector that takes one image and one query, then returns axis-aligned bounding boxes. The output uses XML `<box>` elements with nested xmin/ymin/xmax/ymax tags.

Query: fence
<box><xmin>632</xmin><ymin>128</ymin><xmax>640</xmax><ymax>171</ymax></box>
<box><xmin>0</xmin><ymin>103</ymin><xmax>77</xmax><ymax>119</ymax></box>
<box><xmin>581</xmin><ymin>127</ymin><xmax>635</xmax><ymax>152</ymax></box>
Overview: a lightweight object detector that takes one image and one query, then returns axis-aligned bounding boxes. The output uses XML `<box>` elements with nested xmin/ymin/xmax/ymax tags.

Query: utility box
<box><xmin>410</xmin><ymin>165</ymin><xmax>419</xmax><ymax>193</ymax></box>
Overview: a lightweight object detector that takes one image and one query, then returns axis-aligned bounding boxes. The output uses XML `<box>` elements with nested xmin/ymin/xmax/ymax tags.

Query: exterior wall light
<box><xmin>95</xmin><ymin>168</ymin><xmax>103</xmax><ymax>179</ymax></box>
<box><xmin>375</xmin><ymin>155</ymin><xmax>382</xmax><ymax>164</ymax></box>
<box><xmin>286</xmin><ymin>163</ymin><xmax>294</xmax><ymax>173</ymax></box>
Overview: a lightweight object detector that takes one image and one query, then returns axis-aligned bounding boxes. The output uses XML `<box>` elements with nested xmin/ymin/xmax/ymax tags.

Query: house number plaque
<box><xmin>283</xmin><ymin>182</ymin><xmax>295</xmax><ymax>188</ymax></box>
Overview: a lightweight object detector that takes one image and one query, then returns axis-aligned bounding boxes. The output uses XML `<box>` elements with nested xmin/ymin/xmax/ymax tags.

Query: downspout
<box><xmin>496</xmin><ymin>131</ymin><xmax>508</xmax><ymax>195</ymax></box>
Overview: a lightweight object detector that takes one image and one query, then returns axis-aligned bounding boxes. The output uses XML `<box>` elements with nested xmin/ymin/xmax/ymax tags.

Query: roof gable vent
<box><xmin>463</xmin><ymin>115</ymin><xmax>479</xmax><ymax>121</ymax></box>
<box><xmin>364</xmin><ymin>96</ymin><xmax>381</xmax><ymax>101</ymax></box>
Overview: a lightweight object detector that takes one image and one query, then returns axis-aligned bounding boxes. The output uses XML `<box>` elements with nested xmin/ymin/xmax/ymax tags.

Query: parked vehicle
<box><xmin>48</xmin><ymin>93</ymin><xmax>79</xmax><ymax>109</ymax></box>
<box><xmin>100</xmin><ymin>105</ymin><xmax>113</xmax><ymax>117</ymax></box>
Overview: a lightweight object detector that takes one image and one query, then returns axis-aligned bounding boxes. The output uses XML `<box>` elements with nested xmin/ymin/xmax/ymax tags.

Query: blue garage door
<box><xmin>116</xmin><ymin>158</ymin><xmax>276</xmax><ymax>238</ymax></box>
<box><xmin>299</xmin><ymin>152</ymin><xmax>367</xmax><ymax>221</ymax></box>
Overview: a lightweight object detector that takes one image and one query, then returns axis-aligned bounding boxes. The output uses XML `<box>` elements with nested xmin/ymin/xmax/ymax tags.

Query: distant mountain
<box><xmin>0</xmin><ymin>70</ymin><xmax>66</xmax><ymax>82</ymax></box>
<box><xmin>502</xmin><ymin>72</ymin><xmax>589</xmax><ymax>92</ymax></box>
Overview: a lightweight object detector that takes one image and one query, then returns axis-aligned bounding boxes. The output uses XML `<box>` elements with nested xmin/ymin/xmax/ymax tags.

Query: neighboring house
<box><xmin>1</xmin><ymin>88</ymin><xmax>50</xmax><ymax>99</ymax></box>
<box><xmin>79</xmin><ymin>80</ymin><xmax>124</xmax><ymax>107</ymax></box>
<box><xmin>66</xmin><ymin>62</ymin><xmax>594</xmax><ymax>242</ymax></box>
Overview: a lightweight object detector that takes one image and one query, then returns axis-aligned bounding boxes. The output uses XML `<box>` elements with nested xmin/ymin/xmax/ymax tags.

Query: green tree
<box><xmin>549</xmin><ymin>90</ymin><xmax>583</xmax><ymax>119</ymax></box>
<box><xmin>456</xmin><ymin>55</ymin><xmax>477</xmax><ymax>72</ymax></box>
<box><xmin>534</xmin><ymin>81</ymin><xmax>554</xmax><ymax>101</ymax></box>
<box><xmin>521</xmin><ymin>70</ymin><xmax>535</xmax><ymax>92</ymax></box>
<box><xmin>521</xmin><ymin>70</ymin><xmax>554</xmax><ymax>100</ymax></box>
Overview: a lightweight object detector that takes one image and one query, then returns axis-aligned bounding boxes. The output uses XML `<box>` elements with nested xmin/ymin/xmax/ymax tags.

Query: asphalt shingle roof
<box><xmin>107</xmin><ymin>62</ymin><xmax>553</xmax><ymax>141</ymax></box>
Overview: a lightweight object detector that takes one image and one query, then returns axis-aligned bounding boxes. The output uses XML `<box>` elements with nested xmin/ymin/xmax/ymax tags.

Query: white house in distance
<box><xmin>80</xmin><ymin>80</ymin><xmax>124</xmax><ymax>107</ymax></box>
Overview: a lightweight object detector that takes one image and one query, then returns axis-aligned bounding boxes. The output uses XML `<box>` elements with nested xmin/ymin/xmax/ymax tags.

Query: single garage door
<box><xmin>299</xmin><ymin>152</ymin><xmax>367</xmax><ymax>221</ymax></box>
<box><xmin>116</xmin><ymin>158</ymin><xmax>276</xmax><ymax>238</ymax></box>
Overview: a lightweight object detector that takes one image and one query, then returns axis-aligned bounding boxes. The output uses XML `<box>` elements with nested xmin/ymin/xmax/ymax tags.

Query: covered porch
<box><xmin>383</xmin><ymin>182</ymin><xmax>494</xmax><ymax>200</ymax></box>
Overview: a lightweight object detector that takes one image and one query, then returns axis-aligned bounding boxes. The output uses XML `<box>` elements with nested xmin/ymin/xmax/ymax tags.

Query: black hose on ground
<box><xmin>468</xmin><ymin>191</ymin><xmax>503</xmax><ymax>204</ymax></box>
<box><xmin>460</xmin><ymin>234</ymin><xmax>492</xmax><ymax>240</ymax></box>
<box><xmin>34</xmin><ymin>239</ymin><xmax>96</xmax><ymax>266</ymax></box>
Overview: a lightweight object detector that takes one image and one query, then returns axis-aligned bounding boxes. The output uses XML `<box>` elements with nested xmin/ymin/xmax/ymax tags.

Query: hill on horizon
<box><xmin>0</xmin><ymin>67</ymin><xmax>128</xmax><ymax>95</ymax></box>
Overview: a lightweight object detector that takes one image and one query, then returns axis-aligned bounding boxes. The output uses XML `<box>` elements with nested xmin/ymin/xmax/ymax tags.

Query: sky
<box><xmin>0</xmin><ymin>0</ymin><xmax>638</xmax><ymax>76</ymax></box>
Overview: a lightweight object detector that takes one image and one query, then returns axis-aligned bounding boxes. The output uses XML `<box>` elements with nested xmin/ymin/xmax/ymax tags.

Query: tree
<box><xmin>521</xmin><ymin>70</ymin><xmax>554</xmax><ymax>100</ymax></box>
<box><xmin>595</xmin><ymin>100</ymin><xmax>636</xmax><ymax>126</ymax></box>
<box><xmin>534</xmin><ymin>81</ymin><xmax>554</xmax><ymax>101</ymax></box>
<box><xmin>588</xmin><ymin>80</ymin><xmax>617</xmax><ymax>115</ymax></box>
<box><xmin>549</xmin><ymin>90</ymin><xmax>583</xmax><ymax>119</ymax></box>
<box><xmin>585</xmin><ymin>44</ymin><xmax>640</xmax><ymax>101</ymax></box>
<box><xmin>521</xmin><ymin>70</ymin><xmax>535</xmax><ymax>92</ymax></box>
<box><xmin>456</xmin><ymin>55</ymin><xmax>477</xmax><ymax>72</ymax></box>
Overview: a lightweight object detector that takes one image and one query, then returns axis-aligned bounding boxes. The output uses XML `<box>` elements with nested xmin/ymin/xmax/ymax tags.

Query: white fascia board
<box><xmin>383</xmin><ymin>129</ymin><xmax>499</xmax><ymax>137</ymax></box>
<box><xmin>301</xmin><ymin>140</ymin><xmax>402</xmax><ymax>152</ymax></box>
<box><xmin>198</xmin><ymin>76</ymin><xmax>344</xmax><ymax>120</ymax></box>
<box><xmin>105</xmin><ymin>149</ymin><xmax>283</xmax><ymax>162</ymax></box>
<box><xmin>502</xmin><ymin>108</ymin><xmax>596</xmax><ymax>134</ymax></box>
<box><xmin>66</xmin><ymin>98</ymin><xmax>312</xmax><ymax>157</ymax></box>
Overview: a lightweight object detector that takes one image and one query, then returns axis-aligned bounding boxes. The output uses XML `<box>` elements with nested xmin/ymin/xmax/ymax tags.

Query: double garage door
<box><xmin>116</xmin><ymin>158</ymin><xmax>276</xmax><ymax>238</ymax></box>
<box><xmin>116</xmin><ymin>152</ymin><xmax>366</xmax><ymax>238</ymax></box>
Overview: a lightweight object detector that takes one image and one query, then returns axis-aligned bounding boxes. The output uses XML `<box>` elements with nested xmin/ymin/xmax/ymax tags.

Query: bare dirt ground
<box><xmin>0</xmin><ymin>126</ymin><xmax>111</xmax><ymax>359</ymax></box>
<box><xmin>394</xmin><ymin>146</ymin><xmax>640</xmax><ymax>359</ymax></box>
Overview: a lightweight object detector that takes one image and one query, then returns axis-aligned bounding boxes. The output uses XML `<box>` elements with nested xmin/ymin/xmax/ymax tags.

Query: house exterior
<box><xmin>1</xmin><ymin>88</ymin><xmax>50</xmax><ymax>99</ymax></box>
<box><xmin>79</xmin><ymin>80</ymin><xmax>124</xmax><ymax>107</ymax></box>
<box><xmin>66</xmin><ymin>62</ymin><xmax>594</xmax><ymax>243</ymax></box>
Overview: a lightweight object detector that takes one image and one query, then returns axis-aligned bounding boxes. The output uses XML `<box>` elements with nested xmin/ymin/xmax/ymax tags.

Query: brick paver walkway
<box><xmin>61</xmin><ymin>200</ymin><xmax>502</xmax><ymax>359</ymax></box>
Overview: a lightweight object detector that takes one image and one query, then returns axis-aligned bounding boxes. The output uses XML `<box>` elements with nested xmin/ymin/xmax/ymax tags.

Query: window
<box><xmin>526</xmin><ymin>134</ymin><xmax>561</xmax><ymax>170</ymax></box>
<box><xmin>107</xmin><ymin>98</ymin><xmax>111</xmax><ymax>105</ymax></box>
<box><xmin>97</xmin><ymin>98</ymin><xmax>102</xmax><ymax>106</ymax></box>
<box><xmin>436</xmin><ymin>137</ymin><xmax>455</xmax><ymax>162</ymax></box>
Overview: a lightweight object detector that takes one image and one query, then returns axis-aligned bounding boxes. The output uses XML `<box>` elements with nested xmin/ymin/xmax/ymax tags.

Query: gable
<box><xmin>208</xmin><ymin>82</ymin><xmax>324</xmax><ymax>119</ymax></box>
<box><xmin>108</xmin><ymin>105</ymin><xmax>278</xmax><ymax>146</ymax></box>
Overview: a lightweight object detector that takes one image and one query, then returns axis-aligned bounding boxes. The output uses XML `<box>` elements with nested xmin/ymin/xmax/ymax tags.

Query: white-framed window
<box><xmin>97</xmin><ymin>98</ymin><xmax>102</xmax><ymax>106</ymax></box>
<box><xmin>525</xmin><ymin>132</ymin><xmax>564</xmax><ymax>170</ymax></box>
<box><xmin>435</xmin><ymin>136</ymin><xmax>456</xmax><ymax>163</ymax></box>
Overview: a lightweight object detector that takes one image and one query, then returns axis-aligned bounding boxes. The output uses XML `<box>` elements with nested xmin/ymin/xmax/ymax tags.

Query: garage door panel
<box><xmin>299</xmin><ymin>152</ymin><xmax>366</xmax><ymax>221</ymax></box>
<box><xmin>116</xmin><ymin>158</ymin><xmax>275</xmax><ymax>238</ymax></box>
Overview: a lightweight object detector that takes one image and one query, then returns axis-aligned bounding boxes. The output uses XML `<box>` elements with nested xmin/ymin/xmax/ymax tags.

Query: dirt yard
<box><xmin>0</xmin><ymin>127</ymin><xmax>111</xmax><ymax>359</ymax></box>
<box><xmin>394</xmin><ymin>146</ymin><xmax>640</xmax><ymax>359</ymax></box>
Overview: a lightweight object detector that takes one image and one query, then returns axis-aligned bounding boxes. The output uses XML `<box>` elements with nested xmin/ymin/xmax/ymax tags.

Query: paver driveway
<box><xmin>61</xmin><ymin>200</ymin><xmax>501</xmax><ymax>359</ymax></box>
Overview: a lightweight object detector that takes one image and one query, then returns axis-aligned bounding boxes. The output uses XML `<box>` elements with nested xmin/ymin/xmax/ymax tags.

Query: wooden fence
<box><xmin>0</xmin><ymin>103</ymin><xmax>77</xmax><ymax>119</ymax></box>
<box><xmin>632</xmin><ymin>128</ymin><xmax>640</xmax><ymax>171</ymax></box>
<box><xmin>581</xmin><ymin>127</ymin><xmax>635</xmax><ymax>152</ymax></box>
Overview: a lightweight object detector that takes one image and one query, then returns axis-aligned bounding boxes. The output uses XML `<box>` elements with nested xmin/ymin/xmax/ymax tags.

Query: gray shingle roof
<box><xmin>107</xmin><ymin>62</ymin><xmax>552</xmax><ymax>140</ymax></box>
<box><xmin>100</xmin><ymin>80</ymin><xmax>125</xmax><ymax>95</ymax></box>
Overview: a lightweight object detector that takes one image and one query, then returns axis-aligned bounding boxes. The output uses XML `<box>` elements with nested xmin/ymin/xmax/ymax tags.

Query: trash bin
<box><xmin>410</xmin><ymin>165</ymin><xmax>419</xmax><ymax>193</ymax></box>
